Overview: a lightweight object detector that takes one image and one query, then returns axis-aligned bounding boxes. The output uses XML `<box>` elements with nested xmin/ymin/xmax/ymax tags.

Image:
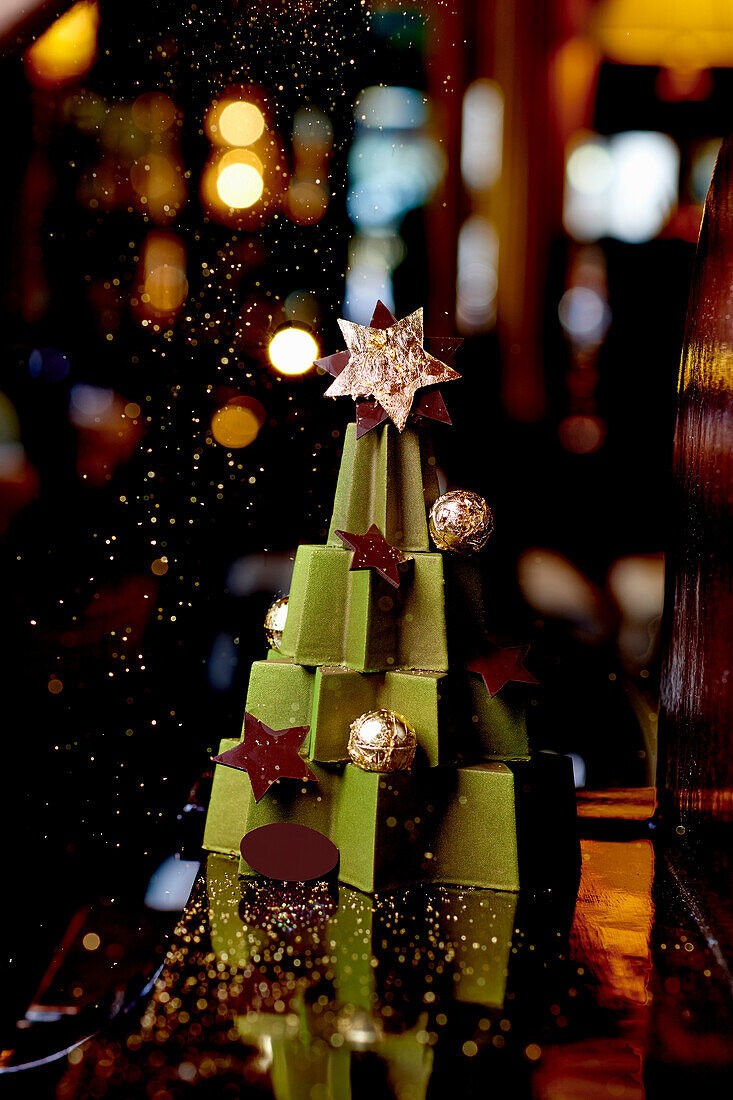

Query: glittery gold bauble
<box><xmin>347</xmin><ymin>709</ymin><xmax>417</xmax><ymax>773</ymax></box>
<box><xmin>429</xmin><ymin>490</ymin><xmax>494</xmax><ymax>554</ymax></box>
<box><xmin>264</xmin><ymin>596</ymin><xmax>289</xmax><ymax>650</ymax></box>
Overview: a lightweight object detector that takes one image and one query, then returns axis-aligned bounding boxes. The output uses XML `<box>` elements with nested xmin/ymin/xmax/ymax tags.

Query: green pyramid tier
<box><xmin>203</xmin><ymin>391</ymin><xmax>579</xmax><ymax>899</ymax></box>
<box><xmin>327</xmin><ymin>422</ymin><xmax>439</xmax><ymax>552</ymax></box>
<box><xmin>235</xmin><ymin>761</ymin><xmax>520</xmax><ymax>892</ymax></box>
<box><xmin>279</xmin><ymin>545</ymin><xmax>449</xmax><ymax>672</ymax></box>
<box><xmin>204</xmin><ymin>748</ymin><xmax>576</xmax><ymax>893</ymax></box>
<box><xmin>238</xmin><ymin>657</ymin><xmax>530</xmax><ymax>767</ymax></box>
<box><xmin>310</xmin><ymin>665</ymin><xmax>448</xmax><ymax>765</ymax></box>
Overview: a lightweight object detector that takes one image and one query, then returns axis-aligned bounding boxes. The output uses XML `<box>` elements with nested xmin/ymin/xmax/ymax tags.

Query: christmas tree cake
<box><xmin>203</xmin><ymin>302</ymin><xmax>578</xmax><ymax>893</ymax></box>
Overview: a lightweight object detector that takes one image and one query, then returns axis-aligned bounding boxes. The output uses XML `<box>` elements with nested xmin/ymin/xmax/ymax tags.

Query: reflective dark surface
<box><xmin>0</xmin><ymin>793</ymin><xmax>726</xmax><ymax>1098</ymax></box>
<box><xmin>660</xmin><ymin>133</ymin><xmax>733</xmax><ymax>958</ymax></box>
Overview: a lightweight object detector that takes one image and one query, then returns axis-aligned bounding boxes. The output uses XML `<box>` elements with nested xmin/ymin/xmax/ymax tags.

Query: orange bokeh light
<box><xmin>211</xmin><ymin>404</ymin><xmax>262</xmax><ymax>449</ymax></box>
<box><xmin>26</xmin><ymin>1</ymin><xmax>99</xmax><ymax>89</ymax></box>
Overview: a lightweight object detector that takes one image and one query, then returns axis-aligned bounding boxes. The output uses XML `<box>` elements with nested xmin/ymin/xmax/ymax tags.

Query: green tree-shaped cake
<box><xmin>203</xmin><ymin>303</ymin><xmax>578</xmax><ymax>893</ymax></box>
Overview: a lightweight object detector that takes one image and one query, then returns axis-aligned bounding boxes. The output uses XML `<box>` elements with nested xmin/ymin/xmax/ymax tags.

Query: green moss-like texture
<box><xmin>308</xmin><ymin>666</ymin><xmax>445</xmax><ymax>766</ymax></box>
<box><xmin>327</xmin><ymin>423</ymin><xmax>438</xmax><ymax>551</ymax></box>
<box><xmin>279</xmin><ymin>545</ymin><xmax>448</xmax><ymax>672</ymax></box>
<box><xmin>240</xmin><ymin>660</ymin><xmax>529</xmax><ymax>768</ymax></box>
<box><xmin>305</xmin><ymin>665</ymin><xmax>528</xmax><ymax>766</ymax></box>
<box><xmin>223</xmin><ymin>757</ymin><xmax>570</xmax><ymax>893</ymax></box>
<box><xmin>207</xmin><ymin>746</ymin><xmax>576</xmax><ymax>893</ymax></box>
<box><xmin>429</xmin><ymin>763</ymin><xmax>519</xmax><ymax>890</ymax></box>
<box><xmin>244</xmin><ymin>658</ymin><xmax>314</xmax><ymax>734</ymax></box>
<box><xmin>203</xmin><ymin>739</ymin><xmax>252</xmax><ymax>855</ymax></box>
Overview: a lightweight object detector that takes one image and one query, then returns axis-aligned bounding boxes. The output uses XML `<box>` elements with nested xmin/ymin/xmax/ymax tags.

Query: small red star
<box><xmin>212</xmin><ymin>713</ymin><xmax>316</xmax><ymax>802</ymax></box>
<box><xmin>315</xmin><ymin>300</ymin><xmax>461</xmax><ymax>437</ymax></box>
<box><xmin>467</xmin><ymin>645</ymin><xmax>539</xmax><ymax>697</ymax></box>
<box><xmin>355</xmin><ymin>389</ymin><xmax>452</xmax><ymax>437</ymax></box>
<box><xmin>335</xmin><ymin>523</ymin><xmax>409</xmax><ymax>588</ymax></box>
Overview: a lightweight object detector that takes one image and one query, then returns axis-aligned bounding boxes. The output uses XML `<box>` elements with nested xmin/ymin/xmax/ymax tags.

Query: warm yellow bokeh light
<box><xmin>211</xmin><ymin>405</ymin><xmax>261</xmax><ymax>448</ymax></box>
<box><xmin>216</xmin><ymin>162</ymin><xmax>264</xmax><ymax>208</ymax></box>
<box><xmin>151</xmin><ymin>557</ymin><xmax>169</xmax><ymax>576</ymax></box>
<box><xmin>144</xmin><ymin>265</ymin><xmax>188</xmax><ymax>313</ymax></box>
<box><xmin>124</xmin><ymin>402</ymin><xmax>141</xmax><ymax>420</ymax></box>
<box><xmin>26</xmin><ymin>1</ymin><xmax>99</xmax><ymax>88</ymax></box>
<box><xmin>592</xmin><ymin>0</ymin><xmax>733</xmax><ymax>69</ymax></box>
<box><xmin>218</xmin><ymin>101</ymin><xmax>265</xmax><ymax>146</ymax></box>
<box><xmin>269</xmin><ymin>327</ymin><xmax>318</xmax><ymax>376</ymax></box>
<box><xmin>287</xmin><ymin>180</ymin><xmax>329</xmax><ymax>225</ymax></box>
<box><xmin>138</xmin><ymin>232</ymin><xmax>188</xmax><ymax>319</ymax></box>
<box><xmin>130</xmin><ymin>153</ymin><xmax>179</xmax><ymax>200</ymax></box>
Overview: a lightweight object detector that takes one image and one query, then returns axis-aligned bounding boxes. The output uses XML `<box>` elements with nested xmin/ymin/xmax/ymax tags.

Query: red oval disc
<box><xmin>240</xmin><ymin>823</ymin><xmax>339</xmax><ymax>882</ymax></box>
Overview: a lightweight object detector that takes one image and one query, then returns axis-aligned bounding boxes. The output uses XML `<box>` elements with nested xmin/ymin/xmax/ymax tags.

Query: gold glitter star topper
<box><xmin>324</xmin><ymin>307</ymin><xmax>461</xmax><ymax>431</ymax></box>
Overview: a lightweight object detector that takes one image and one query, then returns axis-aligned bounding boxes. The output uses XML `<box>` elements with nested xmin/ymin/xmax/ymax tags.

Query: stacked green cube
<box><xmin>204</xmin><ymin>422</ymin><xmax>576</xmax><ymax>893</ymax></box>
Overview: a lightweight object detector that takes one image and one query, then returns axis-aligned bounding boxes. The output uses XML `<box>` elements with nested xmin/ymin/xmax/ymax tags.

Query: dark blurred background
<box><xmin>0</xmin><ymin>0</ymin><xmax>726</xmax><ymax>1029</ymax></box>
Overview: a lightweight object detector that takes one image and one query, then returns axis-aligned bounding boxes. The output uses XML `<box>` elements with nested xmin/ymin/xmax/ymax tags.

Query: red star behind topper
<box><xmin>335</xmin><ymin>523</ymin><xmax>410</xmax><ymax>588</ymax></box>
<box><xmin>315</xmin><ymin>301</ymin><xmax>462</xmax><ymax>437</ymax></box>
<box><xmin>212</xmin><ymin>713</ymin><xmax>316</xmax><ymax>802</ymax></box>
<box><xmin>467</xmin><ymin>644</ymin><xmax>539</xmax><ymax>698</ymax></box>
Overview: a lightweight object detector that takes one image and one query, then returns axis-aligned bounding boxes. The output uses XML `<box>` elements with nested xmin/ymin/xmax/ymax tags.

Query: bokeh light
<box><xmin>456</xmin><ymin>216</ymin><xmax>499</xmax><ymax>333</ymax></box>
<box><xmin>293</xmin><ymin>105</ymin><xmax>334</xmax><ymax>152</ymax></box>
<box><xmin>218</xmin><ymin>101</ymin><xmax>265</xmax><ymax>146</ymax></box>
<box><xmin>136</xmin><ymin>232</ymin><xmax>188</xmax><ymax>322</ymax></box>
<box><xmin>284</xmin><ymin>291</ymin><xmax>320</xmax><ymax>329</ymax></box>
<box><xmin>211</xmin><ymin>405</ymin><xmax>262</xmax><ymax>449</ymax></box>
<box><xmin>130</xmin><ymin>152</ymin><xmax>186</xmax><ymax>222</ymax></box>
<box><xmin>461</xmin><ymin>79</ymin><xmax>503</xmax><ymax>191</ymax></box>
<box><xmin>564</xmin><ymin>130</ymin><xmax>680</xmax><ymax>243</ymax></box>
<box><xmin>144</xmin><ymin>263</ymin><xmax>188</xmax><ymax>314</ymax></box>
<box><xmin>558</xmin><ymin>286</ymin><xmax>610</xmax><ymax>344</ymax></box>
<box><xmin>28</xmin><ymin>347</ymin><xmax>71</xmax><ymax>382</ymax></box>
<box><xmin>216</xmin><ymin>154</ymin><xmax>264</xmax><ymax>209</ymax></box>
<box><xmin>201</xmin><ymin>102</ymin><xmax>283</xmax><ymax>222</ymax></box>
<box><xmin>566</xmin><ymin>141</ymin><xmax>613</xmax><ymax>195</ymax></box>
<box><xmin>69</xmin><ymin>384</ymin><xmax>114</xmax><ymax>427</ymax></box>
<box><xmin>217</xmin><ymin>164</ymin><xmax>263</xmax><ymax>208</ymax></box>
<box><xmin>558</xmin><ymin>414</ymin><xmax>607</xmax><ymax>454</ymax></box>
<box><xmin>268</xmin><ymin>327</ymin><xmax>318</xmax><ymax>376</ymax></box>
<box><xmin>131</xmin><ymin>92</ymin><xmax>177</xmax><ymax>134</ymax></box>
<box><xmin>286</xmin><ymin>180</ymin><xmax>329</xmax><ymax>225</ymax></box>
<box><xmin>26</xmin><ymin>1</ymin><xmax>99</xmax><ymax>88</ymax></box>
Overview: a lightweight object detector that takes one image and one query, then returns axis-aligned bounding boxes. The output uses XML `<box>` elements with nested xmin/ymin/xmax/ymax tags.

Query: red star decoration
<box><xmin>467</xmin><ymin>644</ymin><xmax>539</xmax><ymax>698</ymax></box>
<box><xmin>212</xmin><ymin>713</ymin><xmax>316</xmax><ymax>802</ymax></box>
<box><xmin>355</xmin><ymin>389</ymin><xmax>452</xmax><ymax>437</ymax></box>
<box><xmin>334</xmin><ymin>523</ymin><xmax>409</xmax><ymax>588</ymax></box>
<box><xmin>315</xmin><ymin>301</ymin><xmax>461</xmax><ymax>437</ymax></box>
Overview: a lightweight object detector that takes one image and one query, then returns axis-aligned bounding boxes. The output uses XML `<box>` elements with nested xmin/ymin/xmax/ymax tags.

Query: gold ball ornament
<box><xmin>429</xmin><ymin>490</ymin><xmax>494</xmax><ymax>554</ymax></box>
<box><xmin>347</xmin><ymin>709</ymin><xmax>417</xmax><ymax>773</ymax></box>
<box><xmin>264</xmin><ymin>596</ymin><xmax>289</xmax><ymax>650</ymax></box>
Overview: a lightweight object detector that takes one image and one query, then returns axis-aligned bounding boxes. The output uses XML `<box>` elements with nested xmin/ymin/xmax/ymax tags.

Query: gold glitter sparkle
<box><xmin>324</xmin><ymin>307</ymin><xmax>461</xmax><ymax>431</ymax></box>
